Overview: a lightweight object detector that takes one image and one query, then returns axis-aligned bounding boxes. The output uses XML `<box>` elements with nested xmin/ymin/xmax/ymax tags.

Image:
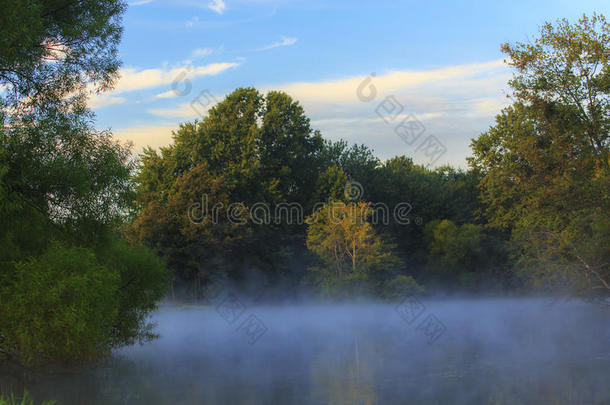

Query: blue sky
<box><xmin>95</xmin><ymin>0</ymin><xmax>609</xmax><ymax>168</ymax></box>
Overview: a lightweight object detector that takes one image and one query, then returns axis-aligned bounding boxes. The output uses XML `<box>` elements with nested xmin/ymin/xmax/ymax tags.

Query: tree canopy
<box><xmin>470</xmin><ymin>14</ymin><xmax>610</xmax><ymax>297</ymax></box>
<box><xmin>0</xmin><ymin>0</ymin><xmax>168</xmax><ymax>365</ymax></box>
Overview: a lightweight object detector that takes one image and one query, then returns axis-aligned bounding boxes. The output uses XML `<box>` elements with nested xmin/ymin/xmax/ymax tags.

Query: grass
<box><xmin>0</xmin><ymin>391</ymin><xmax>55</xmax><ymax>405</ymax></box>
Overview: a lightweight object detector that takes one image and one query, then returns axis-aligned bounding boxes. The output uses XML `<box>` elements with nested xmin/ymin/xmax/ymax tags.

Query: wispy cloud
<box><xmin>186</xmin><ymin>16</ymin><xmax>199</xmax><ymax>27</ymax></box>
<box><xmin>256</xmin><ymin>36</ymin><xmax>297</xmax><ymax>51</ymax></box>
<box><xmin>91</xmin><ymin>62</ymin><xmax>239</xmax><ymax>108</ymax></box>
<box><xmin>113</xmin><ymin>124</ymin><xmax>177</xmax><ymax>151</ymax></box>
<box><xmin>119</xmin><ymin>59</ymin><xmax>510</xmax><ymax>167</ymax></box>
<box><xmin>192</xmin><ymin>48</ymin><xmax>214</xmax><ymax>59</ymax></box>
<box><xmin>115</xmin><ymin>62</ymin><xmax>239</xmax><ymax>93</ymax></box>
<box><xmin>89</xmin><ymin>95</ymin><xmax>127</xmax><ymax>109</ymax></box>
<box><xmin>129</xmin><ymin>0</ymin><xmax>155</xmax><ymax>5</ymax></box>
<box><xmin>272</xmin><ymin>60</ymin><xmax>507</xmax><ymax>107</ymax></box>
<box><xmin>154</xmin><ymin>90</ymin><xmax>179</xmax><ymax>100</ymax></box>
<box><xmin>208</xmin><ymin>0</ymin><xmax>226</xmax><ymax>14</ymax></box>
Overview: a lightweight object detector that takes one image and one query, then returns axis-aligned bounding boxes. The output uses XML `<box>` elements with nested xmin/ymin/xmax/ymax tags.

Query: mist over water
<box><xmin>2</xmin><ymin>298</ymin><xmax>610</xmax><ymax>404</ymax></box>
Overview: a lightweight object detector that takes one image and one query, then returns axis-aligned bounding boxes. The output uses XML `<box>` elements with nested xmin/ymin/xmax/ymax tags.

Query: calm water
<box><xmin>2</xmin><ymin>298</ymin><xmax>610</xmax><ymax>404</ymax></box>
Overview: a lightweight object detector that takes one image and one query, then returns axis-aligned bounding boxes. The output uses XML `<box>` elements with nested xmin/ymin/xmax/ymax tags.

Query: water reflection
<box><xmin>1</xmin><ymin>299</ymin><xmax>609</xmax><ymax>404</ymax></box>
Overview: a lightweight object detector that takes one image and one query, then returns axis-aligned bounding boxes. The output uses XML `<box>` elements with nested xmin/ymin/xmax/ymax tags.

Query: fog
<box><xmin>2</xmin><ymin>298</ymin><xmax>610</xmax><ymax>404</ymax></box>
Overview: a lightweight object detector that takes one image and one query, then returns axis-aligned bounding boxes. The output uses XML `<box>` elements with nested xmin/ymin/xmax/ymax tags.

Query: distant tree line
<box><xmin>131</xmin><ymin>15</ymin><xmax>609</xmax><ymax>302</ymax></box>
<box><xmin>129</xmin><ymin>88</ymin><xmax>508</xmax><ymax>299</ymax></box>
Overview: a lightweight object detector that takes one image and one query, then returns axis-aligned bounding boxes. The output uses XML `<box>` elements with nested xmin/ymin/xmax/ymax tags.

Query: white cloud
<box><xmin>192</xmin><ymin>48</ymin><xmax>214</xmax><ymax>59</ymax></box>
<box><xmin>271</xmin><ymin>59</ymin><xmax>507</xmax><ymax>107</ymax></box>
<box><xmin>186</xmin><ymin>16</ymin><xmax>199</xmax><ymax>27</ymax></box>
<box><xmin>208</xmin><ymin>0</ymin><xmax>226</xmax><ymax>14</ymax></box>
<box><xmin>113</xmin><ymin>124</ymin><xmax>177</xmax><ymax>152</ymax></box>
<box><xmin>154</xmin><ymin>90</ymin><xmax>179</xmax><ymax>99</ymax></box>
<box><xmin>115</xmin><ymin>62</ymin><xmax>238</xmax><ymax>93</ymax></box>
<box><xmin>117</xmin><ymin>59</ymin><xmax>511</xmax><ymax>167</ymax></box>
<box><xmin>89</xmin><ymin>94</ymin><xmax>127</xmax><ymax>109</ymax></box>
<box><xmin>129</xmin><ymin>0</ymin><xmax>154</xmax><ymax>5</ymax></box>
<box><xmin>90</xmin><ymin>62</ymin><xmax>239</xmax><ymax>109</ymax></box>
<box><xmin>264</xmin><ymin>59</ymin><xmax>511</xmax><ymax>167</ymax></box>
<box><xmin>256</xmin><ymin>36</ymin><xmax>297</xmax><ymax>51</ymax></box>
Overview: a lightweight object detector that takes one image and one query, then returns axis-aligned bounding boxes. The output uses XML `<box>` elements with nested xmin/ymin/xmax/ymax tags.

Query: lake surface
<box><xmin>2</xmin><ymin>298</ymin><xmax>610</xmax><ymax>404</ymax></box>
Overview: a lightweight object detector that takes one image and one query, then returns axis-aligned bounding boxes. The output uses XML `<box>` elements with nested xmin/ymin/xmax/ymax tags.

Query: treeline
<box><xmin>129</xmin><ymin>89</ymin><xmax>509</xmax><ymax>299</ymax></box>
<box><xmin>130</xmin><ymin>14</ymin><xmax>609</xmax><ymax>302</ymax></box>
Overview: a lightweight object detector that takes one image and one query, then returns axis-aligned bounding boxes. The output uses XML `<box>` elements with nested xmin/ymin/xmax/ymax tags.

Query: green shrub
<box><xmin>0</xmin><ymin>243</ymin><xmax>119</xmax><ymax>364</ymax></box>
<box><xmin>97</xmin><ymin>238</ymin><xmax>168</xmax><ymax>346</ymax></box>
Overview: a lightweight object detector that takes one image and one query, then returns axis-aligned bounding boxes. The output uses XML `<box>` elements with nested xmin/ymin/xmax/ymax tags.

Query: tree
<box><xmin>0</xmin><ymin>0</ymin><xmax>131</xmax><ymax>235</ymax></box>
<box><xmin>469</xmin><ymin>14</ymin><xmax>610</xmax><ymax>297</ymax></box>
<box><xmin>424</xmin><ymin>220</ymin><xmax>483</xmax><ymax>268</ymax></box>
<box><xmin>306</xmin><ymin>201</ymin><xmax>408</xmax><ymax>296</ymax></box>
<box><xmin>129</xmin><ymin>163</ymin><xmax>249</xmax><ymax>297</ymax></box>
<box><xmin>0</xmin><ymin>0</ymin><xmax>168</xmax><ymax>364</ymax></box>
<box><xmin>132</xmin><ymin>88</ymin><xmax>330</xmax><ymax>291</ymax></box>
<box><xmin>0</xmin><ymin>0</ymin><xmax>124</xmax><ymax>111</ymax></box>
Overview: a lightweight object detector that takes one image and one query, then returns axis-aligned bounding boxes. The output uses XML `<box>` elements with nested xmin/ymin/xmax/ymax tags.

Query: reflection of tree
<box><xmin>309</xmin><ymin>336</ymin><xmax>378</xmax><ymax>404</ymax></box>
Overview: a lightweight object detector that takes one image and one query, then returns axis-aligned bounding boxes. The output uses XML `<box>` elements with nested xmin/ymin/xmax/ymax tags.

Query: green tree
<box><xmin>0</xmin><ymin>0</ymin><xmax>124</xmax><ymax>110</ymax></box>
<box><xmin>424</xmin><ymin>219</ymin><xmax>483</xmax><ymax>268</ymax></box>
<box><xmin>306</xmin><ymin>201</ymin><xmax>408</xmax><ymax>296</ymax></box>
<box><xmin>469</xmin><ymin>14</ymin><xmax>610</xmax><ymax>297</ymax></box>
<box><xmin>0</xmin><ymin>244</ymin><xmax>119</xmax><ymax>364</ymax></box>
<box><xmin>132</xmin><ymin>88</ymin><xmax>330</xmax><ymax>291</ymax></box>
<box><xmin>0</xmin><ymin>0</ymin><xmax>168</xmax><ymax>364</ymax></box>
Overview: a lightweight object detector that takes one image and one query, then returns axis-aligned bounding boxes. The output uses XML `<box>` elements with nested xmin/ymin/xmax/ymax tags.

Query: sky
<box><xmin>94</xmin><ymin>0</ymin><xmax>609</xmax><ymax>168</ymax></box>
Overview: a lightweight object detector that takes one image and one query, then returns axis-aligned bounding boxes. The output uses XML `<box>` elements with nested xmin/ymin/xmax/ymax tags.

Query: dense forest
<box><xmin>0</xmin><ymin>0</ymin><xmax>608</xmax><ymax>367</ymax></box>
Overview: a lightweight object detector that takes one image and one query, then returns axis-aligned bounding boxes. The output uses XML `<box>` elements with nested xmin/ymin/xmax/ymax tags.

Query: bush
<box><xmin>0</xmin><ymin>238</ymin><xmax>168</xmax><ymax>365</ymax></box>
<box><xmin>0</xmin><ymin>243</ymin><xmax>120</xmax><ymax>364</ymax></box>
<box><xmin>97</xmin><ymin>238</ymin><xmax>168</xmax><ymax>346</ymax></box>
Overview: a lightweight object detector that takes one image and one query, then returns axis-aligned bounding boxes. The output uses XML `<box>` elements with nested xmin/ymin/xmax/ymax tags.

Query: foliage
<box><xmin>470</xmin><ymin>14</ymin><xmax>610</xmax><ymax>297</ymax></box>
<box><xmin>96</xmin><ymin>238</ymin><xmax>168</xmax><ymax>347</ymax></box>
<box><xmin>0</xmin><ymin>0</ymin><xmax>168</xmax><ymax>365</ymax></box>
<box><xmin>424</xmin><ymin>220</ymin><xmax>483</xmax><ymax>268</ymax></box>
<box><xmin>306</xmin><ymin>201</ymin><xmax>406</xmax><ymax>296</ymax></box>
<box><xmin>381</xmin><ymin>275</ymin><xmax>425</xmax><ymax>301</ymax></box>
<box><xmin>0</xmin><ymin>244</ymin><xmax>119</xmax><ymax>364</ymax></box>
<box><xmin>131</xmin><ymin>88</ymin><xmax>330</xmax><ymax>294</ymax></box>
<box><xmin>0</xmin><ymin>0</ymin><xmax>125</xmax><ymax>110</ymax></box>
<box><xmin>0</xmin><ymin>391</ymin><xmax>55</xmax><ymax>405</ymax></box>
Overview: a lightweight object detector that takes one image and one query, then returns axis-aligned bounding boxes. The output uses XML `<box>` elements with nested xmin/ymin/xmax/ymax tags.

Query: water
<box><xmin>2</xmin><ymin>298</ymin><xmax>610</xmax><ymax>404</ymax></box>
